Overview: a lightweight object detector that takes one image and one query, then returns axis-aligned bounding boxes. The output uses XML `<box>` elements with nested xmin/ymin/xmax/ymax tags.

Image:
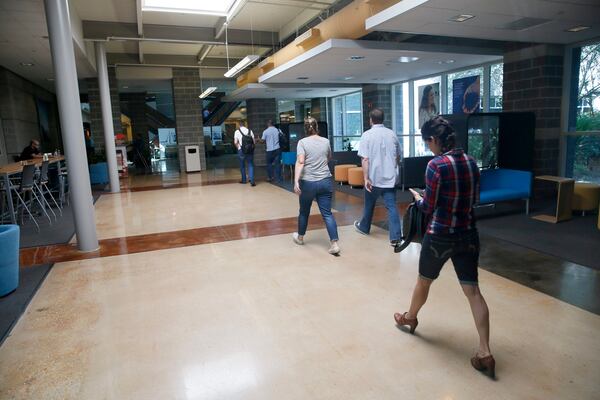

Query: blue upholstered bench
<box><xmin>0</xmin><ymin>225</ymin><xmax>20</xmax><ymax>297</ymax></box>
<box><xmin>479</xmin><ymin>169</ymin><xmax>533</xmax><ymax>214</ymax></box>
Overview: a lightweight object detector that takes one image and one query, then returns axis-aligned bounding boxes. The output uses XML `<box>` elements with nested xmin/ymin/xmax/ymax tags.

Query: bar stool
<box><xmin>5</xmin><ymin>164</ymin><xmax>50</xmax><ymax>231</ymax></box>
<box><xmin>35</xmin><ymin>161</ymin><xmax>61</xmax><ymax>219</ymax></box>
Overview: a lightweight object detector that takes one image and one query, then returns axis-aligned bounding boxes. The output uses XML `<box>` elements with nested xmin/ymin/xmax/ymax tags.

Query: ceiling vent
<box><xmin>499</xmin><ymin>17</ymin><xmax>551</xmax><ymax>31</ymax></box>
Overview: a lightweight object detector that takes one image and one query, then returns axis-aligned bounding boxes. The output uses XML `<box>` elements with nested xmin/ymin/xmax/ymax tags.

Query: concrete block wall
<box><xmin>503</xmin><ymin>44</ymin><xmax>564</xmax><ymax>179</ymax></box>
<box><xmin>361</xmin><ymin>84</ymin><xmax>392</xmax><ymax>131</ymax></box>
<box><xmin>247</xmin><ymin>98</ymin><xmax>277</xmax><ymax>167</ymax></box>
<box><xmin>0</xmin><ymin>67</ymin><xmax>60</xmax><ymax>162</ymax></box>
<box><xmin>172</xmin><ymin>68</ymin><xmax>206</xmax><ymax>172</ymax></box>
<box><xmin>310</xmin><ymin>98</ymin><xmax>327</xmax><ymax>121</ymax></box>
<box><xmin>86</xmin><ymin>67</ymin><xmax>122</xmax><ymax>153</ymax></box>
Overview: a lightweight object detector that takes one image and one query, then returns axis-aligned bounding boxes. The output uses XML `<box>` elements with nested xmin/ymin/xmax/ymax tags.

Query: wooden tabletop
<box><xmin>0</xmin><ymin>156</ymin><xmax>65</xmax><ymax>175</ymax></box>
<box><xmin>535</xmin><ymin>175</ymin><xmax>575</xmax><ymax>183</ymax></box>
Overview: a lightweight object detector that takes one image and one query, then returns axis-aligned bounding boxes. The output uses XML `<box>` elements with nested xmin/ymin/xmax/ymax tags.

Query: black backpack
<box><xmin>241</xmin><ymin>129</ymin><xmax>255</xmax><ymax>154</ymax></box>
<box><xmin>394</xmin><ymin>202</ymin><xmax>428</xmax><ymax>253</ymax></box>
<box><xmin>278</xmin><ymin>129</ymin><xmax>289</xmax><ymax>151</ymax></box>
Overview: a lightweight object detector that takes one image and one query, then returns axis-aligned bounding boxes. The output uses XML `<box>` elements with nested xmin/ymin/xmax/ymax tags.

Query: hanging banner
<box><xmin>453</xmin><ymin>75</ymin><xmax>481</xmax><ymax>114</ymax></box>
<box><xmin>417</xmin><ymin>83</ymin><xmax>440</xmax><ymax>128</ymax></box>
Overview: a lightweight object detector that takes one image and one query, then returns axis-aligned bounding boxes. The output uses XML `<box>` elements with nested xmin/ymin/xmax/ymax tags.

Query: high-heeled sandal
<box><xmin>393</xmin><ymin>312</ymin><xmax>418</xmax><ymax>334</ymax></box>
<box><xmin>471</xmin><ymin>354</ymin><xmax>495</xmax><ymax>378</ymax></box>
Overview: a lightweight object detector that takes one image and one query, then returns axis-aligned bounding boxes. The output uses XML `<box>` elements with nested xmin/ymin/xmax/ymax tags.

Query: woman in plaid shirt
<box><xmin>394</xmin><ymin>117</ymin><xmax>495</xmax><ymax>378</ymax></box>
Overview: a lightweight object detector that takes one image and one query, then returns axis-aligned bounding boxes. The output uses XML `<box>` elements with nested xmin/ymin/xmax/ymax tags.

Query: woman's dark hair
<box><xmin>304</xmin><ymin>117</ymin><xmax>319</xmax><ymax>136</ymax></box>
<box><xmin>419</xmin><ymin>85</ymin><xmax>437</xmax><ymax>113</ymax></box>
<box><xmin>421</xmin><ymin>116</ymin><xmax>456</xmax><ymax>153</ymax></box>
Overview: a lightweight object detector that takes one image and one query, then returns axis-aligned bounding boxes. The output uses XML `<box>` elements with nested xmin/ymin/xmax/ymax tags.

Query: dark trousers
<box><xmin>357</xmin><ymin>186</ymin><xmax>402</xmax><ymax>241</ymax></box>
<box><xmin>266</xmin><ymin>149</ymin><xmax>282</xmax><ymax>182</ymax></box>
<box><xmin>238</xmin><ymin>150</ymin><xmax>254</xmax><ymax>183</ymax></box>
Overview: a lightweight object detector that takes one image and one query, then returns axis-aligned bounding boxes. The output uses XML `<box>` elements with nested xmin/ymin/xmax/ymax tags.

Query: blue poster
<box><xmin>452</xmin><ymin>75</ymin><xmax>480</xmax><ymax>114</ymax></box>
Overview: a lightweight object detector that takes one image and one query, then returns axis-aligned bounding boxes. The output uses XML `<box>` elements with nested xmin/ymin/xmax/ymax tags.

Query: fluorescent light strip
<box><xmin>142</xmin><ymin>0</ymin><xmax>235</xmax><ymax>16</ymax></box>
<box><xmin>224</xmin><ymin>55</ymin><xmax>260</xmax><ymax>78</ymax></box>
<box><xmin>199</xmin><ymin>87</ymin><xmax>217</xmax><ymax>98</ymax></box>
<box><xmin>566</xmin><ymin>26</ymin><xmax>590</xmax><ymax>32</ymax></box>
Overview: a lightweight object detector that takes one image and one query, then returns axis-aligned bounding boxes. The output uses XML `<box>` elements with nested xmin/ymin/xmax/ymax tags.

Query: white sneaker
<box><xmin>328</xmin><ymin>241</ymin><xmax>340</xmax><ymax>255</ymax></box>
<box><xmin>292</xmin><ymin>232</ymin><xmax>304</xmax><ymax>245</ymax></box>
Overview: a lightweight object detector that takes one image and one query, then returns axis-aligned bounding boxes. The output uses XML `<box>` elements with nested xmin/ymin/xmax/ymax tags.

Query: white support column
<box><xmin>44</xmin><ymin>0</ymin><xmax>98</xmax><ymax>251</ymax></box>
<box><xmin>95</xmin><ymin>42</ymin><xmax>120</xmax><ymax>193</ymax></box>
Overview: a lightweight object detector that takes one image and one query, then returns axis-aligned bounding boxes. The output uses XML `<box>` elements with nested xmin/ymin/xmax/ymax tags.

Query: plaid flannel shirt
<box><xmin>417</xmin><ymin>149</ymin><xmax>480</xmax><ymax>235</ymax></box>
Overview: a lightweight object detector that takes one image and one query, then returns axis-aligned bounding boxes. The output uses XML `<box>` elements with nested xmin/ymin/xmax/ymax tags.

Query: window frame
<box><xmin>331</xmin><ymin>90</ymin><xmax>363</xmax><ymax>152</ymax></box>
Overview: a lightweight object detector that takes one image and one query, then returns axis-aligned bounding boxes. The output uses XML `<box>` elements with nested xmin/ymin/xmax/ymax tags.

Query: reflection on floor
<box><xmin>4</xmin><ymin>167</ymin><xmax>599</xmax><ymax>399</ymax></box>
<box><xmin>3</xmin><ymin>226</ymin><xmax>599</xmax><ymax>399</ymax></box>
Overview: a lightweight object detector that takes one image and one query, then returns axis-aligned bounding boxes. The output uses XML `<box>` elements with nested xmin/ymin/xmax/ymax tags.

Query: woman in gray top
<box><xmin>293</xmin><ymin>117</ymin><xmax>340</xmax><ymax>255</ymax></box>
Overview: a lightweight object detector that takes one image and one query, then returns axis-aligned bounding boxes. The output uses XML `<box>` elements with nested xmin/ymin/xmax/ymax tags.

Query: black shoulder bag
<box><xmin>394</xmin><ymin>202</ymin><xmax>429</xmax><ymax>253</ymax></box>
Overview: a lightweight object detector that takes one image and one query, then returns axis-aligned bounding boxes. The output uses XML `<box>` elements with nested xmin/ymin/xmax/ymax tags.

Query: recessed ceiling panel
<box><xmin>259</xmin><ymin>39</ymin><xmax>502</xmax><ymax>85</ymax></box>
<box><xmin>366</xmin><ymin>0</ymin><xmax>600</xmax><ymax>44</ymax></box>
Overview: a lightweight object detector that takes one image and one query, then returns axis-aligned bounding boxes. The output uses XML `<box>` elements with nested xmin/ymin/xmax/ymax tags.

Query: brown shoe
<box><xmin>393</xmin><ymin>312</ymin><xmax>418</xmax><ymax>334</ymax></box>
<box><xmin>471</xmin><ymin>354</ymin><xmax>496</xmax><ymax>378</ymax></box>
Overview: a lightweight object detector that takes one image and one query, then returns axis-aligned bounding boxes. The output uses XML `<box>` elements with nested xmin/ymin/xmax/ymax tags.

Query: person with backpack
<box><xmin>292</xmin><ymin>117</ymin><xmax>340</xmax><ymax>255</ymax></box>
<box><xmin>234</xmin><ymin>121</ymin><xmax>256</xmax><ymax>186</ymax></box>
<box><xmin>393</xmin><ymin>116</ymin><xmax>495</xmax><ymax>378</ymax></box>
<box><xmin>260</xmin><ymin>119</ymin><xmax>282</xmax><ymax>183</ymax></box>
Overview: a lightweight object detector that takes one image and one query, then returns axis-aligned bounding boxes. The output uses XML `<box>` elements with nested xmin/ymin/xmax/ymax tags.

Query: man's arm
<box><xmin>361</xmin><ymin>157</ymin><xmax>372</xmax><ymax>192</ymax></box>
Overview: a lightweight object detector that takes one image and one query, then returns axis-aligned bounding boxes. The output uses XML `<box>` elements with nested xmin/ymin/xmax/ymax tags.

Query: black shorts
<box><xmin>418</xmin><ymin>229</ymin><xmax>480</xmax><ymax>285</ymax></box>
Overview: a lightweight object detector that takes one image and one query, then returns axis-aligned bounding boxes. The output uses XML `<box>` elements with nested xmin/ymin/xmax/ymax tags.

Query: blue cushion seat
<box><xmin>0</xmin><ymin>224</ymin><xmax>20</xmax><ymax>297</ymax></box>
<box><xmin>479</xmin><ymin>168</ymin><xmax>533</xmax><ymax>213</ymax></box>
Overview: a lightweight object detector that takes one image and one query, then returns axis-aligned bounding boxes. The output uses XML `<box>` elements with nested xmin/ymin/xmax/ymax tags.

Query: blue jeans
<box><xmin>266</xmin><ymin>149</ymin><xmax>282</xmax><ymax>182</ymax></box>
<box><xmin>238</xmin><ymin>150</ymin><xmax>254</xmax><ymax>183</ymax></box>
<box><xmin>298</xmin><ymin>177</ymin><xmax>339</xmax><ymax>241</ymax></box>
<box><xmin>357</xmin><ymin>186</ymin><xmax>401</xmax><ymax>241</ymax></box>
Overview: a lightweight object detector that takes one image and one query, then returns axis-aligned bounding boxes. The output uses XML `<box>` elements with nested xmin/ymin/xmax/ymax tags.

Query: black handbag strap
<box><xmin>394</xmin><ymin>202</ymin><xmax>426</xmax><ymax>253</ymax></box>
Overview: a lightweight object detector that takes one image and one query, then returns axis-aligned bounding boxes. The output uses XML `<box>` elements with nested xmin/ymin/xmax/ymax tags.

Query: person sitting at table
<box><xmin>20</xmin><ymin>140</ymin><xmax>43</xmax><ymax>161</ymax></box>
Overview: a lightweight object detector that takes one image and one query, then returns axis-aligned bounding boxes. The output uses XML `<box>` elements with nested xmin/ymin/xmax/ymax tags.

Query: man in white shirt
<box><xmin>234</xmin><ymin>121</ymin><xmax>256</xmax><ymax>186</ymax></box>
<box><xmin>260</xmin><ymin>119</ymin><xmax>282</xmax><ymax>183</ymax></box>
<box><xmin>354</xmin><ymin>108</ymin><xmax>403</xmax><ymax>246</ymax></box>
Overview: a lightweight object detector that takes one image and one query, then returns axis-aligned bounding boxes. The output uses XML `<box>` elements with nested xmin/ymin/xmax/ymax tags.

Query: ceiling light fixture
<box><xmin>566</xmin><ymin>25</ymin><xmax>590</xmax><ymax>32</ymax></box>
<box><xmin>296</xmin><ymin>77</ymin><xmax>309</xmax><ymax>80</ymax></box>
<box><xmin>20</xmin><ymin>62</ymin><xmax>34</xmax><ymax>67</ymax></box>
<box><xmin>142</xmin><ymin>0</ymin><xmax>236</xmax><ymax>16</ymax></box>
<box><xmin>347</xmin><ymin>56</ymin><xmax>365</xmax><ymax>61</ymax></box>
<box><xmin>343</xmin><ymin>76</ymin><xmax>354</xmax><ymax>80</ymax></box>
<box><xmin>398</xmin><ymin>56</ymin><xmax>419</xmax><ymax>63</ymax></box>
<box><xmin>224</xmin><ymin>55</ymin><xmax>260</xmax><ymax>78</ymax></box>
<box><xmin>438</xmin><ymin>59</ymin><xmax>455</xmax><ymax>65</ymax></box>
<box><xmin>449</xmin><ymin>14</ymin><xmax>475</xmax><ymax>23</ymax></box>
<box><xmin>199</xmin><ymin>87</ymin><xmax>217</xmax><ymax>98</ymax></box>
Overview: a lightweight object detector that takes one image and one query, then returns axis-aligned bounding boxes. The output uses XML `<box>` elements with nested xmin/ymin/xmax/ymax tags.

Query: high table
<box><xmin>0</xmin><ymin>156</ymin><xmax>65</xmax><ymax>224</ymax></box>
<box><xmin>532</xmin><ymin>175</ymin><xmax>575</xmax><ymax>223</ymax></box>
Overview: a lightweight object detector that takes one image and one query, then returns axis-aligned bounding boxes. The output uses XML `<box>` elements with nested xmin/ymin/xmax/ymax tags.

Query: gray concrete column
<box><xmin>44</xmin><ymin>0</ymin><xmax>98</xmax><ymax>251</ymax></box>
<box><xmin>95</xmin><ymin>42</ymin><xmax>120</xmax><ymax>193</ymax></box>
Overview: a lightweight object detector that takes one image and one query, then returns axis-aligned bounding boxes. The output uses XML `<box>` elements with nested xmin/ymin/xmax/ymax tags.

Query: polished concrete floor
<box><xmin>3</xmin><ymin>169</ymin><xmax>600</xmax><ymax>399</ymax></box>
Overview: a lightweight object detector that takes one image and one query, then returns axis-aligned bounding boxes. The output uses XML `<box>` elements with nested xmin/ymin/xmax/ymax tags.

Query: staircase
<box><xmin>203</xmin><ymin>93</ymin><xmax>241</xmax><ymax>126</ymax></box>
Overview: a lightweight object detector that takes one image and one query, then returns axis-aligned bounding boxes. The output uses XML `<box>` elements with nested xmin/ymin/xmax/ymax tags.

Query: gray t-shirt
<box><xmin>297</xmin><ymin>136</ymin><xmax>332</xmax><ymax>181</ymax></box>
<box><xmin>357</xmin><ymin>124</ymin><xmax>401</xmax><ymax>188</ymax></box>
